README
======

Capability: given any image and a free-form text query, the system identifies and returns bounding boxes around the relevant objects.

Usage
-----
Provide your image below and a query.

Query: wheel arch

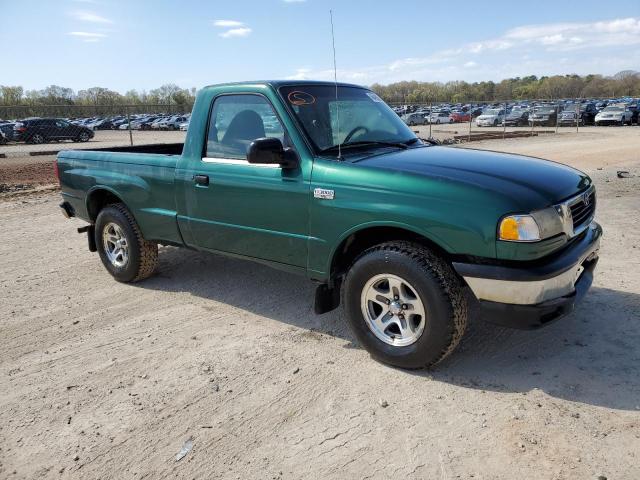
[327,224,453,282]
[86,187,126,222]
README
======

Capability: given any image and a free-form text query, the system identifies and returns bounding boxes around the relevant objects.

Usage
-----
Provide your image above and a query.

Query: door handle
[194,174,209,186]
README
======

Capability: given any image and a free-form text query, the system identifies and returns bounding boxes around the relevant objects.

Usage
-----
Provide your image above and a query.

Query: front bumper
[453,222,601,329]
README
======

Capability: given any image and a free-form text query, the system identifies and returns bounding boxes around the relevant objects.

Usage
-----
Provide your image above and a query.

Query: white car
[476,109,505,127]
[426,112,451,124]
[163,116,189,130]
[179,122,189,131]
[150,117,170,130]
[595,106,633,126]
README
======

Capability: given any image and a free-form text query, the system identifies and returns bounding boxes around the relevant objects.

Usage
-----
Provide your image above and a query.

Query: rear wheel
[343,242,468,369]
[30,133,46,144]
[95,203,158,282]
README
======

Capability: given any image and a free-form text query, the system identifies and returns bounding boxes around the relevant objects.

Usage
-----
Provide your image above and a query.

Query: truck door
[180,93,310,268]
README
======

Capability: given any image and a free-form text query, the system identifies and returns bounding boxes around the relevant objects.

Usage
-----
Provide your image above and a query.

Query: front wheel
[343,242,468,369]
[77,131,91,142]
[95,203,158,282]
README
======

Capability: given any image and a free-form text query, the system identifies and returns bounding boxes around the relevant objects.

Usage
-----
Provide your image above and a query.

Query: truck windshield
[278,85,417,155]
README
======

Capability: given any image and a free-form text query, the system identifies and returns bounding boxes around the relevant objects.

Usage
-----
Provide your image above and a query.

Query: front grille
[569,190,596,230]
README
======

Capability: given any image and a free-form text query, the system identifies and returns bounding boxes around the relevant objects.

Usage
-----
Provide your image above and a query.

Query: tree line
[1,72,639,110]
[370,72,640,104]
[0,84,196,108]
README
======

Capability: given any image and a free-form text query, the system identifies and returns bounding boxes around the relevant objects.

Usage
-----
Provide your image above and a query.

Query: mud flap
[314,281,341,314]
[78,225,97,252]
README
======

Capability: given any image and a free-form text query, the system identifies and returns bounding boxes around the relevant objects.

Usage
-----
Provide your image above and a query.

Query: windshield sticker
[288,91,316,106]
[366,92,383,103]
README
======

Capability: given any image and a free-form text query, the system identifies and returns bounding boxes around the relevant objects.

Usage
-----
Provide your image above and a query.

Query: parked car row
[0,118,94,144]
[115,115,191,131]
[395,97,640,128]
[71,113,191,131]
[0,113,191,145]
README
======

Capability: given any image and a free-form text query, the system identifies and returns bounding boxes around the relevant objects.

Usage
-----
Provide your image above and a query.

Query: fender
[322,220,456,279]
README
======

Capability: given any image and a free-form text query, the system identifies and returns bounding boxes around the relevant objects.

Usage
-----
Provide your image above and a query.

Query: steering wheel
[343,126,369,143]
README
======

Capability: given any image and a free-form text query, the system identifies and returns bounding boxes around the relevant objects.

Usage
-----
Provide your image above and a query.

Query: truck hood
[354,146,591,210]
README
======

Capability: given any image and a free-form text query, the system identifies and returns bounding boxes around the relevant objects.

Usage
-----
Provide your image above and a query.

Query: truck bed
[83,142,184,156]
[57,144,183,245]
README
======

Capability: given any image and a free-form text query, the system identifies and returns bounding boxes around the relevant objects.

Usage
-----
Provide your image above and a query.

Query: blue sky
[1,0,639,93]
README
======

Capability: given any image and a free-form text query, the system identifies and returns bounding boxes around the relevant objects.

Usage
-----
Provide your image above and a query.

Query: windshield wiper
[319,140,410,155]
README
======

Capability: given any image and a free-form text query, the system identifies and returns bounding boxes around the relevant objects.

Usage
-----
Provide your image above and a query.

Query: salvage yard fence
[0,97,637,159]
[388,96,638,143]
[0,104,188,159]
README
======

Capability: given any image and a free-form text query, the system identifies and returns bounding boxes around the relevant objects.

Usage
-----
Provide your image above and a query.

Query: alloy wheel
[361,274,427,347]
[102,222,129,268]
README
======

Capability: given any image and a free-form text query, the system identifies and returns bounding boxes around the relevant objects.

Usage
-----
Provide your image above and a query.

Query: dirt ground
[1,129,639,479]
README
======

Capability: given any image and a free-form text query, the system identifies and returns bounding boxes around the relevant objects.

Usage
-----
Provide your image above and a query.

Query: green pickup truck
[57,81,601,368]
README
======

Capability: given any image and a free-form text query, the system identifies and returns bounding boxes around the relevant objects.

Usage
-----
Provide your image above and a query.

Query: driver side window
[206,94,285,159]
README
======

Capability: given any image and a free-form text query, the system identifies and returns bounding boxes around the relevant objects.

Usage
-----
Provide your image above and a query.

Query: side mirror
[247,137,298,169]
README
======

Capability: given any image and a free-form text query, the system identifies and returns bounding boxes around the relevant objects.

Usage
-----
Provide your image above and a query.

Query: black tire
[343,241,468,369]
[30,133,46,144]
[95,203,158,283]
[77,131,90,142]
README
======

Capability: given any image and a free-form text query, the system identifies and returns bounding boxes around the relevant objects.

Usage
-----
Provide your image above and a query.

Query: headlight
[498,215,540,242]
[498,206,566,242]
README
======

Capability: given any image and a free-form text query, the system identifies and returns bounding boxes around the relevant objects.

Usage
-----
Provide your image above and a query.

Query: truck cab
[57,81,601,369]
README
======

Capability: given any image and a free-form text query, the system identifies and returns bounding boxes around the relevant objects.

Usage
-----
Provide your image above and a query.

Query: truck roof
[201,80,365,90]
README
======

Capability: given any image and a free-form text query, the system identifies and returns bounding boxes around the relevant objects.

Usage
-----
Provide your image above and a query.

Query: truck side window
[206,94,285,159]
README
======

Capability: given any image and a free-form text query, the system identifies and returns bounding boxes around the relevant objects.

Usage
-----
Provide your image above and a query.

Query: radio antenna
[330,9,341,160]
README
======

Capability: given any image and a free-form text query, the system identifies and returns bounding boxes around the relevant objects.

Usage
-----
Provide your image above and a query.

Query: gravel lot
[1,129,639,479]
